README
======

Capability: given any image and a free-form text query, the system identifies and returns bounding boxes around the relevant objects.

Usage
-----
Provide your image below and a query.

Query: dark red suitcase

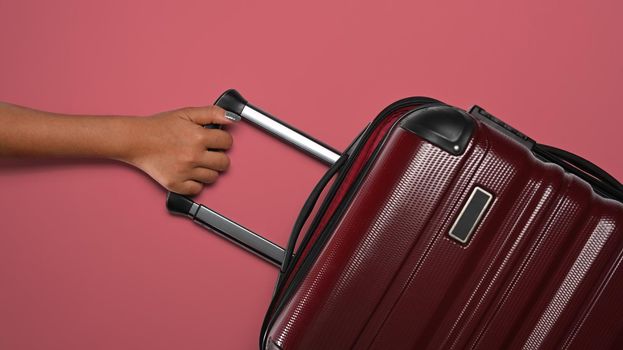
[167,90,623,349]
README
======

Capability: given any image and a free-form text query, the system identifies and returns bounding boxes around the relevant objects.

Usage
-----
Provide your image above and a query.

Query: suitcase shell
[262,102,623,349]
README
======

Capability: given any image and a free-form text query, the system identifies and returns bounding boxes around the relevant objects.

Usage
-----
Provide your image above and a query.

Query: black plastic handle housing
[214,89,248,115]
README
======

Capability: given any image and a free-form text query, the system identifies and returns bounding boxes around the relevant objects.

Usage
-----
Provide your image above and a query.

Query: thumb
[184,106,240,126]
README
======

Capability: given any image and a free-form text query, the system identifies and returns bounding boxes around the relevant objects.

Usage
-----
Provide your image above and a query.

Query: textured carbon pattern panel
[266,114,623,349]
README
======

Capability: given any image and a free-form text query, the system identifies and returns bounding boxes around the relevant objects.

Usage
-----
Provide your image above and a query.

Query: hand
[125,106,235,195]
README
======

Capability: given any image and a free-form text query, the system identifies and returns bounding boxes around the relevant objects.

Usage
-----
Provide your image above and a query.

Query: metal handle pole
[167,193,285,267]
[216,89,341,165]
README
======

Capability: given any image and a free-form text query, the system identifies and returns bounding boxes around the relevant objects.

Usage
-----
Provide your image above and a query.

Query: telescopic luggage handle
[216,89,340,165]
[166,90,341,267]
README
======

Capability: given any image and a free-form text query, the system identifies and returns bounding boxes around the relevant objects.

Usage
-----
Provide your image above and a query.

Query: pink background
[1,0,622,349]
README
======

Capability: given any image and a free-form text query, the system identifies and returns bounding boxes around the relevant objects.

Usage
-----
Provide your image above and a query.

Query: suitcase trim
[400,105,475,155]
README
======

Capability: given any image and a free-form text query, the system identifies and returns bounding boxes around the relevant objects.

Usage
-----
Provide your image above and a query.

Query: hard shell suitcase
[167,90,623,349]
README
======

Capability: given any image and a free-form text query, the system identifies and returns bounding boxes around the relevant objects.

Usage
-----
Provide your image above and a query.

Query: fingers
[175,180,203,196]
[186,152,228,190]
[168,166,221,196]
[190,167,219,184]
[183,105,239,126]
[201,129,233,150]
[164,157,226,196]
[195,151,230,171]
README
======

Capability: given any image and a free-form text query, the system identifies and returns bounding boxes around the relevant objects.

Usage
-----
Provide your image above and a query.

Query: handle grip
[215,89,341,165]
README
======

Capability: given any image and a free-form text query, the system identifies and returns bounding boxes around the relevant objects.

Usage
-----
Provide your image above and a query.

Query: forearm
[0,102,233,195]
[0,102,141,162]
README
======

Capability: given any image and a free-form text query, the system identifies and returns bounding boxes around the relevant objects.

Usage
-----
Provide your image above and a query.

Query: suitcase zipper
[260,96,443,349]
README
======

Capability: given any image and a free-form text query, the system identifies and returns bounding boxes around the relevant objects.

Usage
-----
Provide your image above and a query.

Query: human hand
[0,102,238,196]
[124,106,238,195]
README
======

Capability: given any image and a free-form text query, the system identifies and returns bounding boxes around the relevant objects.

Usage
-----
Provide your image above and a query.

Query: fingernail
[225,111,241,122]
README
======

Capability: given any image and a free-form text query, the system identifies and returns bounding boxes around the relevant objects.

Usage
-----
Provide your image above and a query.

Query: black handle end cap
[214,89,247,115]
[166,192,195,216]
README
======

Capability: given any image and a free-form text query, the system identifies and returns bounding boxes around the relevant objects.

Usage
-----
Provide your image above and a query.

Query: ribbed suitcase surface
[265,106,623,349]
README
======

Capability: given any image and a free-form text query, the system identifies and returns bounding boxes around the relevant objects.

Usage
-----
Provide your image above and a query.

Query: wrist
[112,116,149,165]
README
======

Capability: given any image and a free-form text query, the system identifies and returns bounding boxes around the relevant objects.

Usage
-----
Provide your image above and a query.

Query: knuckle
[181,153,195,166]
[194,130,207,144]
[174,161,188,174]
[219,154,231,171]
[164,181,175,191]
[178,107,196,119]
[164,179,179,192]
[186,184,202,196]
[189,150,204,164]
[206,152,229,171]
[220,131,233,149]
[206,170,219,183]
[208,105,224,115]
[188,156,200,167]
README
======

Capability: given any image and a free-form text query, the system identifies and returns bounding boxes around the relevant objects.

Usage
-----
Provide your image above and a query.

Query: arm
[0,102,237,195]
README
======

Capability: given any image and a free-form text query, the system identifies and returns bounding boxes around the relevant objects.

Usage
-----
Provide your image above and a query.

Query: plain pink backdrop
[1,0,622,349]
